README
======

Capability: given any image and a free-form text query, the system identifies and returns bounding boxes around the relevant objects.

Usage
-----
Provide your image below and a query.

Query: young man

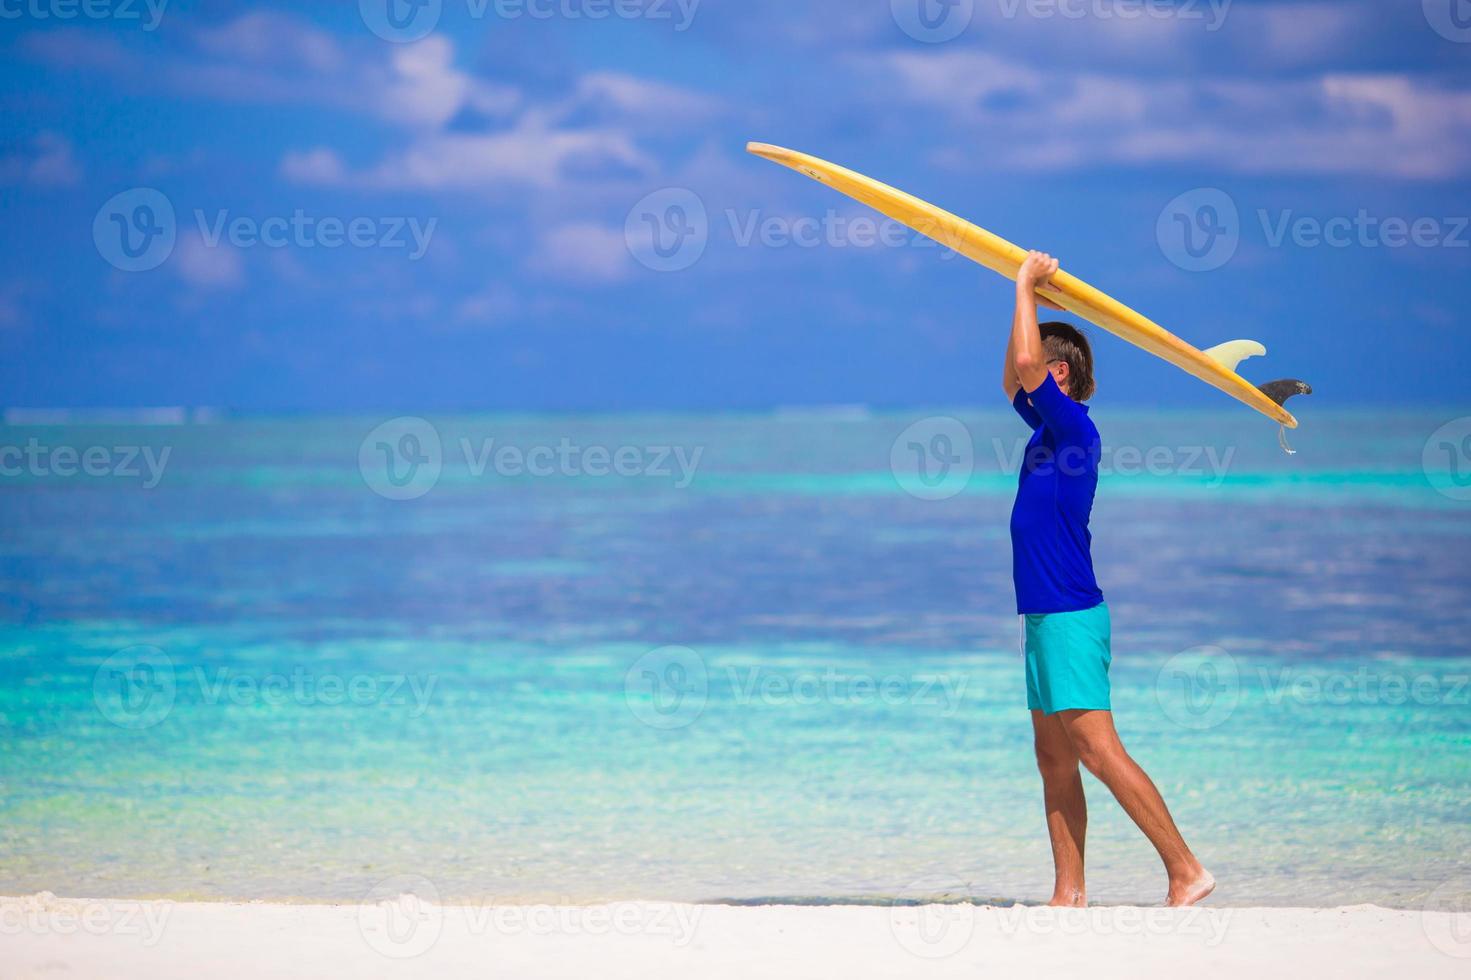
[1005,250,1214,908]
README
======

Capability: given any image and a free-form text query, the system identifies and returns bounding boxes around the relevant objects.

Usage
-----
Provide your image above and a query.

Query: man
[1005,250,1214,908]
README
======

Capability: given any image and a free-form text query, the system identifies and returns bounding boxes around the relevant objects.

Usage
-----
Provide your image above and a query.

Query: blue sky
[1,0,1468,412]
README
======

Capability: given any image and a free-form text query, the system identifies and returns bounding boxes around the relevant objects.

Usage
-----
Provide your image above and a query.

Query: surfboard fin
[1203,340,1266,374]
[1256,379,1313,407]
[1255,380,1313,456]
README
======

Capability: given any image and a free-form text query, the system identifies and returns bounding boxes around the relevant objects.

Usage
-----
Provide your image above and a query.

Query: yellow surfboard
[747,142,1309,429]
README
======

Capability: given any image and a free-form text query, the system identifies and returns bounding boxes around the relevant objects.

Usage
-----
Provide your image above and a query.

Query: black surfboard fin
[1257,379,1313,407]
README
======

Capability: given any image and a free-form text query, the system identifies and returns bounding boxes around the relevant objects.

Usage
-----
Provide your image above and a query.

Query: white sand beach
[3,894,1468,979]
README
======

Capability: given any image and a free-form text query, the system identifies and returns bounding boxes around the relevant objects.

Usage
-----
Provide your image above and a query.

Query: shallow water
[1,410,1468,907]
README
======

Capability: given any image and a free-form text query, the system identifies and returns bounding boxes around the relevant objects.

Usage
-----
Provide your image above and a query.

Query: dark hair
[1040,321,1095,402]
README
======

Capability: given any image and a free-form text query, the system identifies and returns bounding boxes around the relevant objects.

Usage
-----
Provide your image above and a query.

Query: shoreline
[4,894,1468,979]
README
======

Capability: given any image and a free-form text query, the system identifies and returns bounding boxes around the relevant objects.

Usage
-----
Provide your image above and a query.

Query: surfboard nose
[746,142,792,164]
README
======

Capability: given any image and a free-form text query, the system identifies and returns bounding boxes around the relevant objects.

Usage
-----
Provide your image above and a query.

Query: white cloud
[380,35,519,129]
[454,283,521,326]
[193,11,346,73]
[1255,3,1367,63]
[280,147,346,184]
[0,132,81,187]
[0,281,29,328]
[289,122,655,192]
[21,16,517,130]
[875,51,1471,179]
[528,223,631,284]
[173,233,245,290]
[567,72,720,123]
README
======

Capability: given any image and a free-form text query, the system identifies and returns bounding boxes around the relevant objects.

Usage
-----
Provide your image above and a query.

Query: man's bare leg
[1058,709,1215,907]
[1031,710,1088,907]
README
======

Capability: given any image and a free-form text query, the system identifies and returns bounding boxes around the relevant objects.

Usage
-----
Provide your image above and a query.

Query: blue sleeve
[1012,386,1043,431]
[1024,373,1091,446]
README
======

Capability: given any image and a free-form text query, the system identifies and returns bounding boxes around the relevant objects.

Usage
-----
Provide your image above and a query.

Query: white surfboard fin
[1203,340,1266,374]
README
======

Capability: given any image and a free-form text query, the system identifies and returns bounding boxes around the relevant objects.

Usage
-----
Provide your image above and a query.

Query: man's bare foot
[1166,870,1215,907]
[1048,886,1086,908]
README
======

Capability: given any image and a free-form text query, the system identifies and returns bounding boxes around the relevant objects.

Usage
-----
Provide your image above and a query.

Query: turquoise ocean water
[1,409,1468,908]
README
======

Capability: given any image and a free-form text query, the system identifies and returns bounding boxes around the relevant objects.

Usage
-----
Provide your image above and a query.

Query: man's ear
[1053,360,1071,391]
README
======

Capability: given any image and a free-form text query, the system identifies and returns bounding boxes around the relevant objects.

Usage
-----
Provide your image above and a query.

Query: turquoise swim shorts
[1023,603,1112,715]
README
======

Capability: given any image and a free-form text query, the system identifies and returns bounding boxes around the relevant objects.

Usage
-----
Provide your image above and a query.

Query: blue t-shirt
[1009,374,1105,615]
